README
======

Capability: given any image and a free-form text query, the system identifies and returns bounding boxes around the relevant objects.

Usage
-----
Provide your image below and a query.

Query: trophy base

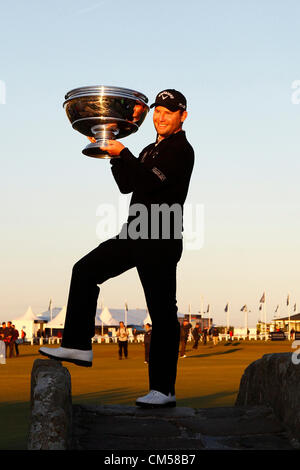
[82,143,119,159]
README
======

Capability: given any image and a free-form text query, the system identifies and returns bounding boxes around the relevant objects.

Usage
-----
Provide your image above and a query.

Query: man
[12,325,19,357]
[212,326,219,346]
[179,319,192,358]
[0,322,6,341]
[144,323,152,364]
[0,322,6,364]
[4,321,14,358]
[39,88,194,408]
[116,321,129,359]
[202,327,208,345]
[192,323,201,349]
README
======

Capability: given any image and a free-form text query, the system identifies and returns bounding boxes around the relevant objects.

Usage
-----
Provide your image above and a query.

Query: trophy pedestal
[82,124,119,159]
[82,142,119,159]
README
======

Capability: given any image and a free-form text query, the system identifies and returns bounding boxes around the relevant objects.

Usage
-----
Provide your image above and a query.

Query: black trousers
[118,340,128,358]
[61,234,183,396]
[145,343,150,363]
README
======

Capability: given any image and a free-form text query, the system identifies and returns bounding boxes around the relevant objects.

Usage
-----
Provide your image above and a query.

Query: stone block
[235,352,300,445]
[28,359,72,450]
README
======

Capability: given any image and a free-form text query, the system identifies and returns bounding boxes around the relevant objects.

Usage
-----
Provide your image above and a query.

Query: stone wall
[235,352,300,446]
[28,359,72,450]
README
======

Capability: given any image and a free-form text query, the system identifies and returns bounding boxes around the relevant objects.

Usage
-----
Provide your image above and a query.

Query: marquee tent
[46,306,67,329]
[95,306,119,326]
[95,307,148,326]
[143,311,151,325]
[37,307,61,322]
[12,306,40,339]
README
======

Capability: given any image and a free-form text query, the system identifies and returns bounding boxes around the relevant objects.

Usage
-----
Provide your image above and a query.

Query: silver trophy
[63,85,149,158]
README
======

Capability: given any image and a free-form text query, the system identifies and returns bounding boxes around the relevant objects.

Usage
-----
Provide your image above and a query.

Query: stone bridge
[27,353,300,450]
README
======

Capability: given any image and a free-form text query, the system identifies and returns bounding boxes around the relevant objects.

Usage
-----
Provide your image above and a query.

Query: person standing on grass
[192,323,201,349]
[4,321,14,358]
[39,88,194,408]
[12,325,19,357]
[144,323,152,364]
[202,327,208,345]
[180,319,192,358]
[212,326,219,346]
[116,321,129,359]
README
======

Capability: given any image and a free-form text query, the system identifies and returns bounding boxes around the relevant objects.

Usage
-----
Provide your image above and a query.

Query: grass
[0,339,294,449]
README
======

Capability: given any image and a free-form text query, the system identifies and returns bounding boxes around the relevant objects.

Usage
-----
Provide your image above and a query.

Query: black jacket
[110,130,194,239]
[144,329,152,344]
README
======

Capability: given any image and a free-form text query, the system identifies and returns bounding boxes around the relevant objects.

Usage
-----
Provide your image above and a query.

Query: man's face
[153,106,187,139]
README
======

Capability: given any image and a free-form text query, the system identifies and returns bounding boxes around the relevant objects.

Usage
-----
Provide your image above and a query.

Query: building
[271,313,300,332]
[183,313,213,330]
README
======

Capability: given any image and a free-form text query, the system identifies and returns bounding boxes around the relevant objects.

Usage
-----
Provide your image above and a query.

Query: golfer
[40,89,194,408]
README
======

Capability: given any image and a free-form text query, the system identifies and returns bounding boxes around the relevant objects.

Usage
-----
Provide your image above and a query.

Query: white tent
[12,306,40,339]
[143,311,152,325]
[37,307,61,322]
[95,306,119,326]
[100,308,148,326]
[96,307,184,327]
[46,306,66,329]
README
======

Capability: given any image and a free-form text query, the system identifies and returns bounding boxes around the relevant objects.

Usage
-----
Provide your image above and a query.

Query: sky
[1,0,300,328]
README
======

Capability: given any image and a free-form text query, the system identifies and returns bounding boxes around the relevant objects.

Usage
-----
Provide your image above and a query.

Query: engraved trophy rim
[63,85,149,106]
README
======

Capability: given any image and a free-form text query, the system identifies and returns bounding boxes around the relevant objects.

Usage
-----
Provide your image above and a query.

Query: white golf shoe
[39,346,93,367]
[136,390,176,408]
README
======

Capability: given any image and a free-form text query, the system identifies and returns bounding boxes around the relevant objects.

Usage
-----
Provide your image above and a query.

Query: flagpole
[125,301,128,327]
[200,295,204,330]
[225,303,229,339]
[226,303,229,332]
[264,292,267,341]
[288,293,291,340]
[49,299,53,338]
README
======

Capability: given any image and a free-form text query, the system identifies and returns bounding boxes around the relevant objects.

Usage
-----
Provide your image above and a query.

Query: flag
[224,303,228,312]
[294,303,297,312]
[287,294,290,306]
[48,299,52,311]
[275,305,279,313]
[125,302,128,311]
[240,305,247,312]
[206,304,210,313]
[259,304,262,311]
[260,292,265,303]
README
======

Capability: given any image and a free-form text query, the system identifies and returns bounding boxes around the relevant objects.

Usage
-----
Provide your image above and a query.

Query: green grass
[0,339,294,449]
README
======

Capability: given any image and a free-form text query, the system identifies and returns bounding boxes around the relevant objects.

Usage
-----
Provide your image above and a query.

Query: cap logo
[159,91,174,100]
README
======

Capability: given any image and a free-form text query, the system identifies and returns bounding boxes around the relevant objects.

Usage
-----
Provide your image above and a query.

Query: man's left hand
[100,140,125,156]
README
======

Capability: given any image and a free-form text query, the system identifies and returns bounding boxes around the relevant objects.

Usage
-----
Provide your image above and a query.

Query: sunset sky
[1,0,300,328]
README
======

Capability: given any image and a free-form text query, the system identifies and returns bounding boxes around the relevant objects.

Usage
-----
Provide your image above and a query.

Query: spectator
[144,323,152,364]
[212,326,219,346]
[290,328,295,340]
[21,329,26,343]
[202,327,208,345]
[116,321,129,359]
[192,323,201,349]
[4,321,14,358]
[12,325,19,357]
[133,328,138,343]
[0,322,6,340]
[179,319,191,358]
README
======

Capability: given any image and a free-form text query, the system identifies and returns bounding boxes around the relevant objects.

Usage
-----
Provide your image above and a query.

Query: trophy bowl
[63,86,149,158]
